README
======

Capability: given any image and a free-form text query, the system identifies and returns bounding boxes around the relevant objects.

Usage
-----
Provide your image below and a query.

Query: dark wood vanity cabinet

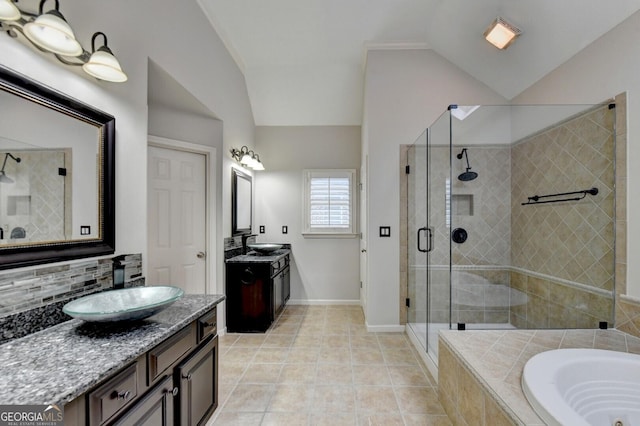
[175,335,218,425]
[68,306,219,426]
[226,253,290,332]
[112,376,174,426]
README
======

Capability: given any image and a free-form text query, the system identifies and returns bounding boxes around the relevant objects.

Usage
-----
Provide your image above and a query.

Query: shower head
[0,153,21,184]
[456,148,478,181]
[458,170,478,181]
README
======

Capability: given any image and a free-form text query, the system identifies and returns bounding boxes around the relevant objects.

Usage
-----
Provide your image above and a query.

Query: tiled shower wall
[405,144,512,324]
[0,150,70,243]
[510,103,616,328]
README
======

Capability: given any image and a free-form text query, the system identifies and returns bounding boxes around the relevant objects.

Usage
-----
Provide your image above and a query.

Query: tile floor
[208,305,452,425]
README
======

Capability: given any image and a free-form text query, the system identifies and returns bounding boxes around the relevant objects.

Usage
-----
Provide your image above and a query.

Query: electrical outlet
[80,226,91,235]
[379,226,391,237]
[282,226,288,234]
[259,225,265,234]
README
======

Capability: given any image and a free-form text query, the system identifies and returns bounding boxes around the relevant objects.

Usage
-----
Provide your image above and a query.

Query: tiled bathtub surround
[0,254,143,343]
[438,329,640,425]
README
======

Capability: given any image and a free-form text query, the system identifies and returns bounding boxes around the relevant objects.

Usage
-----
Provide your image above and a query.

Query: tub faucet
[242,234,257,254]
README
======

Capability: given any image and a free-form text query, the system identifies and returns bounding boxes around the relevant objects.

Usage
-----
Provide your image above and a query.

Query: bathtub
[522,349,640,426]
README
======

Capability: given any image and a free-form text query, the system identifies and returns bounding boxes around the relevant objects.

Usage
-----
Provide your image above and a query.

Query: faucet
[241,234,257,254]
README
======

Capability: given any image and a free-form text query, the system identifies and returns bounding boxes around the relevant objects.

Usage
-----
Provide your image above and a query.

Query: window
[303,169,356,237]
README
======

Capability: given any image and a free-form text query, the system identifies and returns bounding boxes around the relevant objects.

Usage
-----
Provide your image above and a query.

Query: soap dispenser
[112,255,126,289]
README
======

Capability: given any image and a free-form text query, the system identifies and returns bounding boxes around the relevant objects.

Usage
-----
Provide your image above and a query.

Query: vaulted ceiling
[198,0,640,126]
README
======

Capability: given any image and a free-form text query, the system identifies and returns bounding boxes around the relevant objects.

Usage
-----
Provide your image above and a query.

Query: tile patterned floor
[208,305,452,426]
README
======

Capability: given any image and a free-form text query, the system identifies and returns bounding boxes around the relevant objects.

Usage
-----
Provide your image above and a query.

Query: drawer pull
[182,373,192,381]
[116,390,132,400]
[202,321,215,328]
[165,387,179,397]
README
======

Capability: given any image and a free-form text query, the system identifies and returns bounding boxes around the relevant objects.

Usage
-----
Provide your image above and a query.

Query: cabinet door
[176,335,218,426]
[282,266,290,306]
[112,376,174,426]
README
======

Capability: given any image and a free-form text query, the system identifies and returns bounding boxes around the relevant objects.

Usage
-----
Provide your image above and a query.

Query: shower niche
[451,194,473,216]
[404,101,621,365]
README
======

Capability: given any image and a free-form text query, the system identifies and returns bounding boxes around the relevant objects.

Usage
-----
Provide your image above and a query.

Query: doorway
[147,136,217,294]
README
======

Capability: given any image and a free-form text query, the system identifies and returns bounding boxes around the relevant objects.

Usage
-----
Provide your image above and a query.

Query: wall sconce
[0,0,128,82]
[230,146,265,171]
[484,17,521,50]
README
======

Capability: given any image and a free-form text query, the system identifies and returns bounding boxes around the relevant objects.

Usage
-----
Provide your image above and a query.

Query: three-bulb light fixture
[230,146,265,171]
[0,0,127,82]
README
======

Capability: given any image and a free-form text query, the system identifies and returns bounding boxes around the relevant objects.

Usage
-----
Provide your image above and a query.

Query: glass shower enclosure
[406,103,617,366]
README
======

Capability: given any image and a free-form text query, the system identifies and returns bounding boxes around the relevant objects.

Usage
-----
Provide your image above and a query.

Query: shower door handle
[417,227,428,253]
[426,227,433,252]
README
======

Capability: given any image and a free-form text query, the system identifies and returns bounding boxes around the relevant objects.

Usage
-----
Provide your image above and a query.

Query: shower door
[406,129,431,351]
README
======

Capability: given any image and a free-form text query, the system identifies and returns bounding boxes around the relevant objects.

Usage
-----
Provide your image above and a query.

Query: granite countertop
[226,249,290,263]
[0,294,225,406]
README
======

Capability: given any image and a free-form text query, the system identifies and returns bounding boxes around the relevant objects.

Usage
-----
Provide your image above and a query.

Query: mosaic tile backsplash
[0,254,143,343]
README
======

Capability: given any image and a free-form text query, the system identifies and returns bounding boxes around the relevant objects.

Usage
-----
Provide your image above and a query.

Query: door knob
[197,251,206,259]
[361,249,367,253]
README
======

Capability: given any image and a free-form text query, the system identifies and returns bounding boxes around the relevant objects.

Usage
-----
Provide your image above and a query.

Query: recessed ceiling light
[484,17,521,50]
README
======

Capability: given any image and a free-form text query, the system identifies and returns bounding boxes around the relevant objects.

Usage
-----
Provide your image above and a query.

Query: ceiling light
[0,0,20,21]
[0,0,127,82]
[484,17,521,50]
[82,32,127,82]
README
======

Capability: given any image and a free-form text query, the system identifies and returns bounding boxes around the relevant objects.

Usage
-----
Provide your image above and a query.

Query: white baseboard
[365,322,405,333]
[288,299,361,306]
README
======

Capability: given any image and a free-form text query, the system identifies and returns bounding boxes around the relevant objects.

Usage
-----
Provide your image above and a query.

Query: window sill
[302,233,359,239]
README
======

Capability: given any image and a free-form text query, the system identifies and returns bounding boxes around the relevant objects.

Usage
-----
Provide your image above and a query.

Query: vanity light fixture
[230,146,265,171]
[0,0,128,82]
[0,0,20,21]
[484,17,521,50]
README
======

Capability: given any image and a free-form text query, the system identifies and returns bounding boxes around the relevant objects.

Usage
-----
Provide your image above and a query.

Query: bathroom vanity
[225,249,290,332]
[0,294,224,425]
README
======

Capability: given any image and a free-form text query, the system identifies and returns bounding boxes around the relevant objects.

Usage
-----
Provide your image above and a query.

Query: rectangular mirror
[0,66,115,269]
[232,168,252,235]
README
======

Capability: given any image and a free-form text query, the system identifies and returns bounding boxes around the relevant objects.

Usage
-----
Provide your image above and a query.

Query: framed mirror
[0,66,115,270]
[231,168,252,235]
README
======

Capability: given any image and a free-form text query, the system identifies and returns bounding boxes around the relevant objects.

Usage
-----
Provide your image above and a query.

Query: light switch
[379,226,391,237]
[282,226,288,234]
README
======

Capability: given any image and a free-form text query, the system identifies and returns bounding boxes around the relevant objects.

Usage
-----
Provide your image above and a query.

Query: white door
[148,146,207,294]
[360,155,368,309]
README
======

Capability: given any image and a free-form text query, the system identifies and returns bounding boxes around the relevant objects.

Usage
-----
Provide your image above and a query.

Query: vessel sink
[62,286,184,322]
[247,243,283,254]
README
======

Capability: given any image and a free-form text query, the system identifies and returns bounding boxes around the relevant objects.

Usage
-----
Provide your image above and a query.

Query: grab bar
[521,187,598,206]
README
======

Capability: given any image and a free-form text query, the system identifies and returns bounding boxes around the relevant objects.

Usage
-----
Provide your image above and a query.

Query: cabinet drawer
[89,363,138,425]
[197,308,217,343]
[148,325,196,384]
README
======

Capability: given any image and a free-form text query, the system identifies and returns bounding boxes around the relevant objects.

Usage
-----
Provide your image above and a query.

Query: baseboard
[288,299,361,306]
[365,322,405,333]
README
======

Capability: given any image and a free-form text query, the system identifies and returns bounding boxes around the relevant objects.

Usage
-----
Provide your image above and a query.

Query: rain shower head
[456,148,478,181]
[0,153,21,184]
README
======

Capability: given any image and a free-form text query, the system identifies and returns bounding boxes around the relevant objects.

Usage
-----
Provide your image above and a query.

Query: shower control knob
[452,228,468,244]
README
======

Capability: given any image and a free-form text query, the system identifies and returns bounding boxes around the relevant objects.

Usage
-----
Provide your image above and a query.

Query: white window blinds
[303,169,356,236]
